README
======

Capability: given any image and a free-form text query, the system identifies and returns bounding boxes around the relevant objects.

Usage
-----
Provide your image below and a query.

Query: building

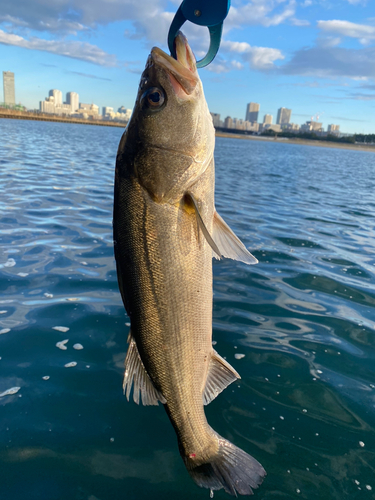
[262,123,281,133]
[281,123,300,132]
[233,118,244,130]
[245,102,260,123]
[118,106,133,121]
[54,103,72,115]
[263,114,272,125]
[224,116,233,129]
[40,97,56,114]
[310,121,323,132]
[210,112,222,128]
[102,106,114,117]
[3,71,15,105]
[66,92,79,112]
[276,107,292,125]
[49,89,62,106]
[300,121,323,132]
[244,121,259,132]
[77,103,99,118]
[328,124,340,134]
[40,89,72,115]
[40,89,81,115]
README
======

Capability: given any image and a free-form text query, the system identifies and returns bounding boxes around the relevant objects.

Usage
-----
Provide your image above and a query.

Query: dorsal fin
[203,350,241,405]
[123,331,166,406]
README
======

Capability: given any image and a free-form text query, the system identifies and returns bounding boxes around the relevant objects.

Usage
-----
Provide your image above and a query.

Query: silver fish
[113,32,266,496]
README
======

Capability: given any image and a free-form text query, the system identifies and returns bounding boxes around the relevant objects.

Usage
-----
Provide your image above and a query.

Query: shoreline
[0,109,125,128]
[215,131,375,153]
[1,111,375,152]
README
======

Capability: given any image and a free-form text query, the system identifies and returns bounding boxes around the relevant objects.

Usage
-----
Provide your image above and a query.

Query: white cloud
[0,0,308,76]
[205,59,244,74]
[290,18,310,27]
[221,40,285,70]
[0,0,305,38]
[0,29,117,66]
[317,20,375,44]
[127,10,175,45]
[0,0,165,34]
[226,0,297,29]
[317,35,342,48]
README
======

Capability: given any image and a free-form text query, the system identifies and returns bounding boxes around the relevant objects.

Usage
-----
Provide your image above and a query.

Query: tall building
[245,102,260,122]
[263,114,272,125]
[3,71,15,105]
[66,92,79,112]
[49,89,62,106]
[276,107,292,125]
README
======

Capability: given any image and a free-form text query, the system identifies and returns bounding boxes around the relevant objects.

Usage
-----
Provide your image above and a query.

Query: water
[1,119,375,499]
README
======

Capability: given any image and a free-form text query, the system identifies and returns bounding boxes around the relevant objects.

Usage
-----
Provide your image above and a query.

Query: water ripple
[1,121,375,499]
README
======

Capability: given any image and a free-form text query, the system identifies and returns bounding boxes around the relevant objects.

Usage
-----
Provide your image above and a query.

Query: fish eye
[142,87,165,111]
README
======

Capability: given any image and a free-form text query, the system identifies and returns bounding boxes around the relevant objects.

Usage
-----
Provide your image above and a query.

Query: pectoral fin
[184,192,221,258]
[184,192,258,265]
[203,350,241,405]
[212,211,258,265]
[123,331,166,406]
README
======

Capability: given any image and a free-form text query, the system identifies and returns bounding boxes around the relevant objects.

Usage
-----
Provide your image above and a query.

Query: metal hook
[168,0,231,68]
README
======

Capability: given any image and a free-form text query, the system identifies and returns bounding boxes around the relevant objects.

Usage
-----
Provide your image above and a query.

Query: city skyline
[38,85,132,121]
[0,74,346,135]
[0,2,374,134]
[2,73,342,133]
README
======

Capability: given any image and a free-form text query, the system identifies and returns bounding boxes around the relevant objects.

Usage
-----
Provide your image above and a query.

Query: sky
[1,0,375,134]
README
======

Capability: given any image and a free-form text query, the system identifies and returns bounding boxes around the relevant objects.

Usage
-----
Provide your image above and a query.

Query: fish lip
[151,33,198,96]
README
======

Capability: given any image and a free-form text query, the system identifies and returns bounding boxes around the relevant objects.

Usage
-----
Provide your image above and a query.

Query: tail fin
[185,433,266,496]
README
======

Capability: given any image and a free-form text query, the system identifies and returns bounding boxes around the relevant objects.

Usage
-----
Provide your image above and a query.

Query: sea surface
[1,119,375,500]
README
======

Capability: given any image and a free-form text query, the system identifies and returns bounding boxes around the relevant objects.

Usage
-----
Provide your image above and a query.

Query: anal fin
[203,350,241,405]
[123,331,166,406]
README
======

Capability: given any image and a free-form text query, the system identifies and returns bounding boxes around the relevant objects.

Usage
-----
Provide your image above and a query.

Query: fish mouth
[151,32,198,97]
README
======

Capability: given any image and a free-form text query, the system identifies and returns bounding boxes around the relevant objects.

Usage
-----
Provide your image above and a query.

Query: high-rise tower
[245,102,260,122]
[66,92,79,112]
[49,89,63,106]
[3,71,15,105]
[276,107,292,125]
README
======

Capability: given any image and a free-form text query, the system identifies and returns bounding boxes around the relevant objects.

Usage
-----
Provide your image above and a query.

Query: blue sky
[1,0,375,133]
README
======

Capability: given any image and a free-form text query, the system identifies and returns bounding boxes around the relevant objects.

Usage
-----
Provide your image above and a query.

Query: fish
[113,31,266,496]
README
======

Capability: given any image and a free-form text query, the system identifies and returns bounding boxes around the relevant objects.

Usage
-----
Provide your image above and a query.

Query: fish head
[124,32,215,203]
